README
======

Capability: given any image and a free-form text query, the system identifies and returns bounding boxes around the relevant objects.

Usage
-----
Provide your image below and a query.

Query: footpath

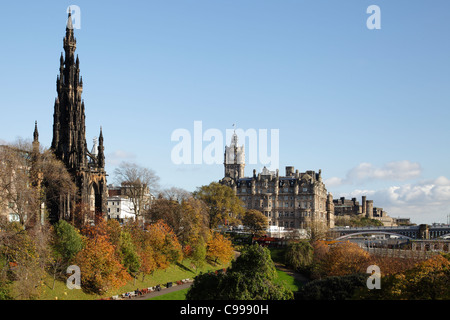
[132,282,193,300]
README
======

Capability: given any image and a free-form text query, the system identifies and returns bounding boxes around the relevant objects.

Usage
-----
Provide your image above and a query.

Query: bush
[186,244,293,300]
[296,273,367,300]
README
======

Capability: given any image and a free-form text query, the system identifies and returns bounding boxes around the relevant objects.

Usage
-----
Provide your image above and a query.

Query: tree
[306,217,329,242]
[0,142,41,227]
[145,197,210,249]
[396,254,450,300]
[320,242,371,277]
[37,147,77,224]
[49,220,84,289]
[145,198,182,236]
[160,187,192,203]
[123,220,157,281]
[51,220,84,262]
[206,232,234,265]
[179,197,210,247]
[356,254,450,300]
[74,234,131,294]
[114,162,160,218]
[296,273,367,300]
[284,241,314,272]
[0,139,76,228]
[193,182,244,229]
[189,236,207,273]
[242,209,268,237]
[186,244,293,300]
[0,221,43,299]
[119,231,141,274]
[146,220,183,270]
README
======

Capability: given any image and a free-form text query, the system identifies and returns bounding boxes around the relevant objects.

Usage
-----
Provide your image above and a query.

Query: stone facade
[220,132,335,231]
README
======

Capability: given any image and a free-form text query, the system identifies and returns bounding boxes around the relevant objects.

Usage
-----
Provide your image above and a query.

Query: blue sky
[0,1,449,224]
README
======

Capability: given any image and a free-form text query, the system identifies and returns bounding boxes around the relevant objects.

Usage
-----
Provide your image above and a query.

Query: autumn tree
[357,254,450,300]
[193,182,244,229]
[145,198,183,236]
[146,220,183,270]
[394,254,450,300]
[319,242,371,277]
[206,232,234,265]
[242,209,268,237]
[0,221,43,299]
[74,233,130,294]
[123,220,156,281]
[179,197,210,246]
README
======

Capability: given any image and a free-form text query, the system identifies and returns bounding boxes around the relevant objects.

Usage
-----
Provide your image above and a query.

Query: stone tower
[224,131,245,180]
[50,10,107,223]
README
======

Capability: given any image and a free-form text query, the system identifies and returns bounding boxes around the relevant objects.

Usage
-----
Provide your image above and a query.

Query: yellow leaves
[206,232,234,265]
[146,220,183,268]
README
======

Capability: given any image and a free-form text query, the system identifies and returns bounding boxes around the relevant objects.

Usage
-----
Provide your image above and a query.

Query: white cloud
[340,176,450,224]
[326,160,422,187]
[324,176,343,187]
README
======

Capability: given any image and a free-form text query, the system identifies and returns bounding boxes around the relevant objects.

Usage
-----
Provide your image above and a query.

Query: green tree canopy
[284,241,314,272]
[186,244,293,300]
[51,220,84,263]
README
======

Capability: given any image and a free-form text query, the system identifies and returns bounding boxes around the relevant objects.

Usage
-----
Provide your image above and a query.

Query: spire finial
[33,121,39,142]
[66,7,73,30]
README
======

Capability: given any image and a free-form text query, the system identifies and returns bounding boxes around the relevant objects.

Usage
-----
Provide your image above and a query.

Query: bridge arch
[335,231,413,240]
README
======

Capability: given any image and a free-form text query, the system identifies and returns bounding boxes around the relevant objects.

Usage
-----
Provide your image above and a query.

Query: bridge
[329,224,450,240]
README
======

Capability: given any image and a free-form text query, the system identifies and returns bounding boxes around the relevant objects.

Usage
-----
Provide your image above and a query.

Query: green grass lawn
[275,269,302,292]
[38,259,229,300]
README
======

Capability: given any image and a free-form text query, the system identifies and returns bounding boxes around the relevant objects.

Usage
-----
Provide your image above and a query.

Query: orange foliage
[146,220,183,270]
[206,232,234,265]
[320,242,371,277]
[74,234,131,294]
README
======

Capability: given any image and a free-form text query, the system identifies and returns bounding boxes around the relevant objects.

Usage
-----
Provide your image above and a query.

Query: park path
[273,262,310,286]
[130,282,193,300]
